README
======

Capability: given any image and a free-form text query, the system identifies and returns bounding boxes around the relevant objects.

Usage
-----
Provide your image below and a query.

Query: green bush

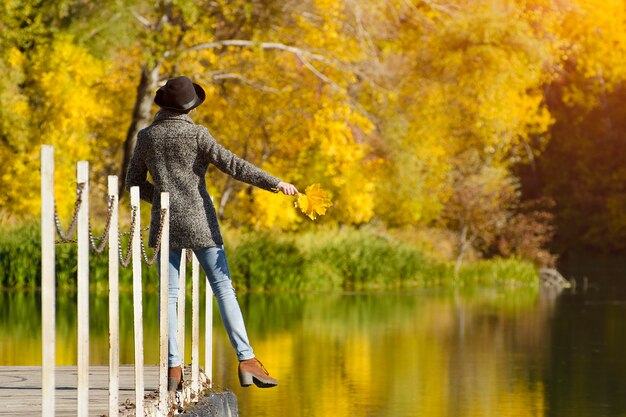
[228,233,304,291]
[226,228,536,291]
[0,222,40,289]
[300,229,446,290]
[0,221,159,291]
[0,221,538,292]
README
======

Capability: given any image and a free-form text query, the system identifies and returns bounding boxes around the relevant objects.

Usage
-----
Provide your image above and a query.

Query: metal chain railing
[53,183,169,268]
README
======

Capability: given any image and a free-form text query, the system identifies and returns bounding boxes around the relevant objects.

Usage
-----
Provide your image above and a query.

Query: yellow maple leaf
[294,183,333,220]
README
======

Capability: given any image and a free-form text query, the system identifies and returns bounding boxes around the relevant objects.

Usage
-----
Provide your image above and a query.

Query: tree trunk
[217,177,234,220]
[118,62,162,195]
[454,223,469,276]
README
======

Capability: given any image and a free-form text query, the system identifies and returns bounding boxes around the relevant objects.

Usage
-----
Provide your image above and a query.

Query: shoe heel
[238,370,253,387]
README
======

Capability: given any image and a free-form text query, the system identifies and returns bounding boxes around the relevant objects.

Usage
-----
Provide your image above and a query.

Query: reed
[226,228,538,292]
[455,258,539,288]
[0,222,538,292]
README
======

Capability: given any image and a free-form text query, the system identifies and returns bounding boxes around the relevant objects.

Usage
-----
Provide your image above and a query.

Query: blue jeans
[160,246,255,367]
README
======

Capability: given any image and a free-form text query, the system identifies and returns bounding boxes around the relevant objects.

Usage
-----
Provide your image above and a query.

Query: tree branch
[211,73,281,93]
[187,39,346,90]
[131,10,152,28]
[421,0,458,17]
[187,40,338,65]
[296,55,341,91]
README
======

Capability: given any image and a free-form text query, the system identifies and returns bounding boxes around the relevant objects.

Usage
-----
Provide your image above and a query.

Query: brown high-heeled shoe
[168,366,183,392]
[238,358,278,388]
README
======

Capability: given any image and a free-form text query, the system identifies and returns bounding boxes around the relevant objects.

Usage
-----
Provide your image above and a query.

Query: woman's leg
[193,246,254,361]
[158,247,183,368]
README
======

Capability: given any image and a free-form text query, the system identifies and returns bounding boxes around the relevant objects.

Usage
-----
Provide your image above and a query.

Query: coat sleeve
[197,126,281,192]
[125,137,155,203]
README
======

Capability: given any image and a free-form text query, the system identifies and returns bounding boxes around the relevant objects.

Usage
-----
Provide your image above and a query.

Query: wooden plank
[205,278,213,388]
[76,161,90,417]
[108,176,120,417]
[191,254,200,395]
[130,186,144,416]
[40,145,55,417]
[158,192,170,413]
[178,249,187,366]
[0,366,160,417]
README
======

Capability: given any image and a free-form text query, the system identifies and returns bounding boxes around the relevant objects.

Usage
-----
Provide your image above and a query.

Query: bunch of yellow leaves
[294,183,333,220]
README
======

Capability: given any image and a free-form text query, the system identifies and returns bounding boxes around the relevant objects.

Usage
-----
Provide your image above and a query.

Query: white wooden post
[177,249,187,367]
[205,280,213,388]
[108,176,120,417]
[76,161,90,417]
[159,193,170,413]
[130,186,144,417]
[41,146,55,417]
[191,254,200,395]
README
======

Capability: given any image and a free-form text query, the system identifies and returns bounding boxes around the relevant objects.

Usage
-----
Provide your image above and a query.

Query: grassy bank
[0,222,538,292]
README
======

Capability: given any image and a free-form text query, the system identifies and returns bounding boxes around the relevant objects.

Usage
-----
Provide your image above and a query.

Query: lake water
[2,276,626,416]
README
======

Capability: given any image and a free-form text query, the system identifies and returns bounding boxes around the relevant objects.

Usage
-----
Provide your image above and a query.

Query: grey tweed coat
[126,110,281,249]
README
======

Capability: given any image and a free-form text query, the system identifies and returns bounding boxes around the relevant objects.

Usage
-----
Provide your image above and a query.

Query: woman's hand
[276,181,299,196]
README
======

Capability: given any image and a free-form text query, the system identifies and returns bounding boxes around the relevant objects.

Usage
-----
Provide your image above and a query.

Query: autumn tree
[112,0,379,229]
[519,0,626,253]
[1,0,591,266]
[346,0,555,262]
[0,0,380,230]
[444,157,520,273]
[0,0,134,219]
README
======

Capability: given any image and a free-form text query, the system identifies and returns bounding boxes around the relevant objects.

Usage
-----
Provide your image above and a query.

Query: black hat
[154,76,206,112]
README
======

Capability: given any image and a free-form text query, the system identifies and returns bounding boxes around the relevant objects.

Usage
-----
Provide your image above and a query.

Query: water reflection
[226,289,553,417]
[2,287,626,416]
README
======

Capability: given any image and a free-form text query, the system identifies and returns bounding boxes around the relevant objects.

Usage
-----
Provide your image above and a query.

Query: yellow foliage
[174,4,377,230]
[1,35,111,219]
[248,187,302,230]
[543,0,626,109]
[1,0,622,243]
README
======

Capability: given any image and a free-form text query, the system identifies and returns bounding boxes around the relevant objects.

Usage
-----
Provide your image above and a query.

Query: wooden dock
[0,365,160,416]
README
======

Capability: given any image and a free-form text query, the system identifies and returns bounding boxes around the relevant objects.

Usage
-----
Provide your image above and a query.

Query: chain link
[140,208,168,266]
[88,195,115,254]
[118,205,138,268]
[120,226,150,237]
[54,183,85,242]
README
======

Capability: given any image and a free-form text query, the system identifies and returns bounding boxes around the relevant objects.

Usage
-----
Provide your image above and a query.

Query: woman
[126,76,298,391]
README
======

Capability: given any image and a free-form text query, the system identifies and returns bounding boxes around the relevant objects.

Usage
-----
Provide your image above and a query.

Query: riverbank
[0,223,539,292]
